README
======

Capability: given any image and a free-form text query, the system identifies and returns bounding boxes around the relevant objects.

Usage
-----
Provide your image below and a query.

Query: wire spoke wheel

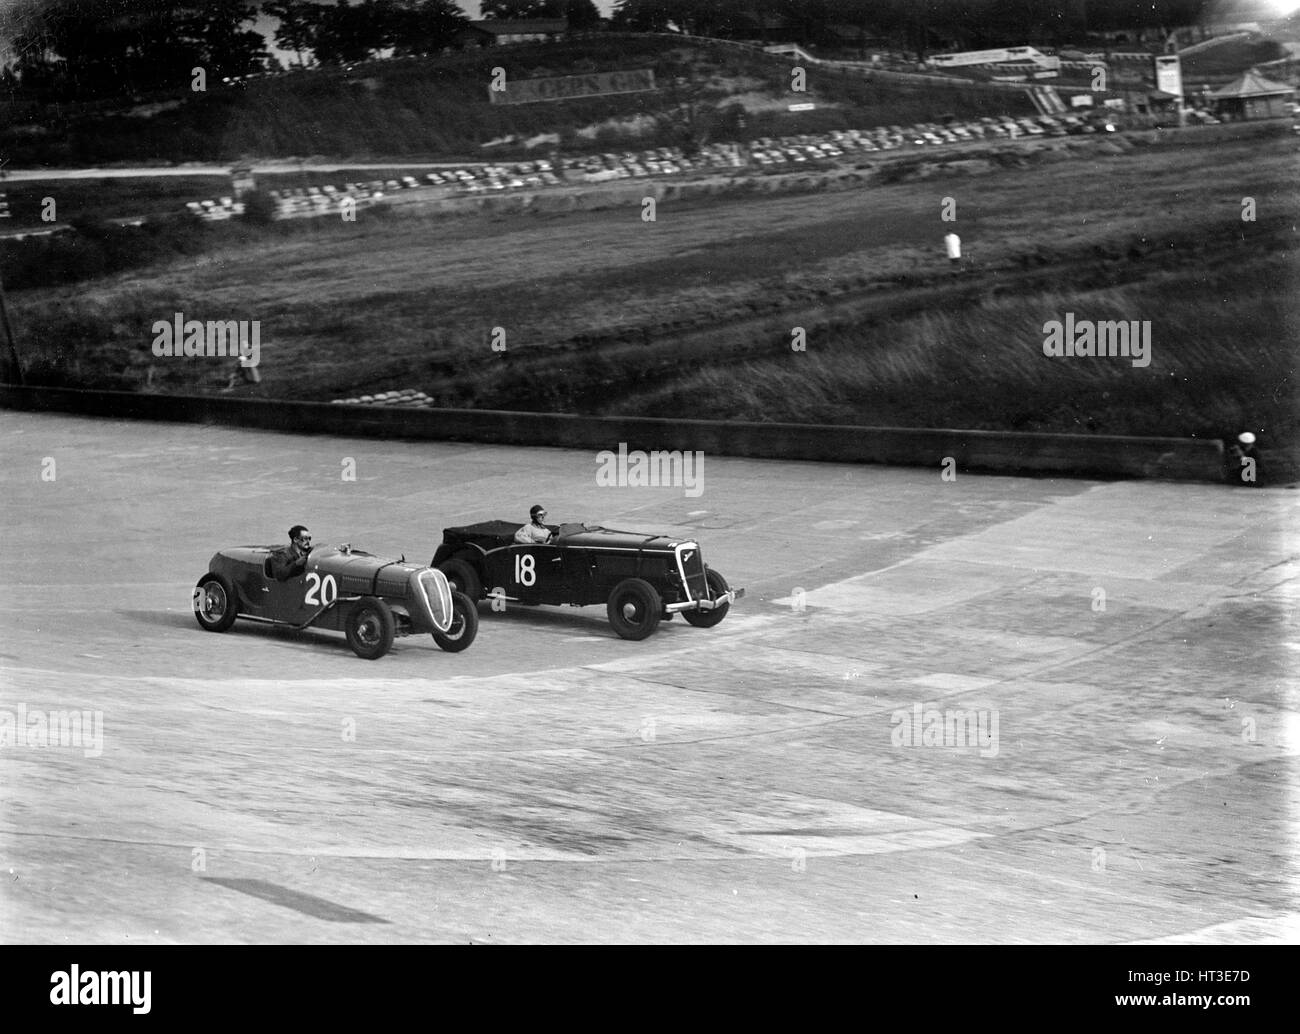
[193,573,238,632]
[434,591,478,653]
[345,598,395,659]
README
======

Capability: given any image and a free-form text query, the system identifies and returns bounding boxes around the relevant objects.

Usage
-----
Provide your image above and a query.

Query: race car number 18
[304,572,338,606]
[515,555,536,586]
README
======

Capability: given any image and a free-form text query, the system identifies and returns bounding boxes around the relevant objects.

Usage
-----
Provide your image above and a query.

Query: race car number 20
[304,572,338,606]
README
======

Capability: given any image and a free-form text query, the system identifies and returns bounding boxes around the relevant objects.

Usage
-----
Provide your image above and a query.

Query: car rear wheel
[193,573,238,632]
[607,578,662,640]
[433,591,479,653]
[438,558,482,601]
[683,568,731,628]
[346,597,395,659]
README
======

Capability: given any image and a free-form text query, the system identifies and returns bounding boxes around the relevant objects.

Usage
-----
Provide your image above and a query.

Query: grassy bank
[613,261,1296,438]
[7,128,1298,477]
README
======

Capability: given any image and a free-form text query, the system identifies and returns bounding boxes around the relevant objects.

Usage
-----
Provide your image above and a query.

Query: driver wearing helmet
[515,505,556,544]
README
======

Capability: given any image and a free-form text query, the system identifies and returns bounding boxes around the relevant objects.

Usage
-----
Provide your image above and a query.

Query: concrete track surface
[1,412,1296,944]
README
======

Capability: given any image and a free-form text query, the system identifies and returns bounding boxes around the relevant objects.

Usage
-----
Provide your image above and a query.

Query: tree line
[3,1,601,98]
[610,1,1219,52]
[3,0,1232,101]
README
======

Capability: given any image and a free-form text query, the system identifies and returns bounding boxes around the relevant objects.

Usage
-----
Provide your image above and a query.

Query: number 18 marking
[514,554,536,586]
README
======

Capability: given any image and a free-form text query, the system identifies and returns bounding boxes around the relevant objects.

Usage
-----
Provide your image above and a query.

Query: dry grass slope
[9,127,1298,476]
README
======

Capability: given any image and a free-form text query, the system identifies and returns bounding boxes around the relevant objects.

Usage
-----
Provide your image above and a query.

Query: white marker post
[944,231,962,268]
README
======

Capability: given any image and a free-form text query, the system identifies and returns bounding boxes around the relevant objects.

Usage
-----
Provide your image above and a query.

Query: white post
[944,232,962,267]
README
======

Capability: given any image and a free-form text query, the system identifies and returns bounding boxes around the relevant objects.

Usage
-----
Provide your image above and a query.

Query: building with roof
[458,19,568,48]
[1207,70,1294,119]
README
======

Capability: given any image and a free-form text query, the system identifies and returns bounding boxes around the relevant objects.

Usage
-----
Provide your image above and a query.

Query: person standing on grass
[1225,432,1262,486]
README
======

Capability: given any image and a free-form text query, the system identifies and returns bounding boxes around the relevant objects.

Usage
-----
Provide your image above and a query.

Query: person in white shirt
[515,504,555,544]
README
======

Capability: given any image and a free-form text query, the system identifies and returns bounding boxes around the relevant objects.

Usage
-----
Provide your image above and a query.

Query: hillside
[1179,36,1289,82]
[8,125,1295,478]
[4,35,1031,166]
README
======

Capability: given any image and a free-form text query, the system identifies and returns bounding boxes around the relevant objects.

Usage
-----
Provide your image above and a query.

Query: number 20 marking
[304,572,338,606]
[514,554,536,586]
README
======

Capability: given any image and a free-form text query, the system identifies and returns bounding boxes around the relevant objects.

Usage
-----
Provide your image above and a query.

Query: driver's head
[289,524,312,550]
[530,505,547,524]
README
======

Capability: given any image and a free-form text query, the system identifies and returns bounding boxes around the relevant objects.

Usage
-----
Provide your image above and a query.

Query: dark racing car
[431,520,742,640]
[194,543,478,659]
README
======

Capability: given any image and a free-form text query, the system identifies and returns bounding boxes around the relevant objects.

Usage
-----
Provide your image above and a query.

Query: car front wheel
[193,573,238,632]
[607,578,662,640]
[683,568,731,628]
[433,590,479,653]
[346,597,396,659]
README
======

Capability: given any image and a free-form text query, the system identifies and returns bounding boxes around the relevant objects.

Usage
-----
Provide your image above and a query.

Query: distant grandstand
[926,46,1061,72]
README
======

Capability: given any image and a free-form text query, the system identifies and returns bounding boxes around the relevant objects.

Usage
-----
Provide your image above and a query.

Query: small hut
[1208,70,1295,121]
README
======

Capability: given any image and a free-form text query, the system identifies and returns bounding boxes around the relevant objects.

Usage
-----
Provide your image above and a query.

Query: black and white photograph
[0,0,1295,995]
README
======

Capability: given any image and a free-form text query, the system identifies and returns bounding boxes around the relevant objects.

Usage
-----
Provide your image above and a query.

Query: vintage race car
[431,520,742,641]
[193,543,478,659]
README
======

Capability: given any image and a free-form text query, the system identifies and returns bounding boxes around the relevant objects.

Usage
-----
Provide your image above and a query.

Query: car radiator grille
[416,569,452,629]
[678,546,709,600]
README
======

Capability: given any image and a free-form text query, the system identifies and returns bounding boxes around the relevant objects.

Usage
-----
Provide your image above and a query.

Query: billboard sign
[1153,55,1183,99]
[489,68,655,105]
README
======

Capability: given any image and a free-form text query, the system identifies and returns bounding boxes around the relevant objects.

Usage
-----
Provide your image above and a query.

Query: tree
[666,0,756,38]
[653,61,732,152]
[10,0,144,95]
[613,0,770,36]
[387,0,470,56]
[7,0,266,97]
[564,0,603,31]
[776,0,833,44]
[825,0,886,54]
[264,0,324,67]
[312,0,389,64]
[183,1,268,79]
[611,0,681,33]
[480,0,565,18]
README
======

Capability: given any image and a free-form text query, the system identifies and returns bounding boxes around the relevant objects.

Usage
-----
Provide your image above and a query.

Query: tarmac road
[0,411,1296,943]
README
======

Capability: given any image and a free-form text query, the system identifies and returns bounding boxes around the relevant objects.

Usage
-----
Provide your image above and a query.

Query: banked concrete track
[0,412,1295,943]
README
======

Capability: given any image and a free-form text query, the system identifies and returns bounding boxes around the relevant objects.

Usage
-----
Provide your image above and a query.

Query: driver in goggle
[269,524,313,581]
[514,505,556,544]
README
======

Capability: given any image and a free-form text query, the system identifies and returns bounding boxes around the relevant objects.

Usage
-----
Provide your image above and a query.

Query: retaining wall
[0,385,1226,482]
